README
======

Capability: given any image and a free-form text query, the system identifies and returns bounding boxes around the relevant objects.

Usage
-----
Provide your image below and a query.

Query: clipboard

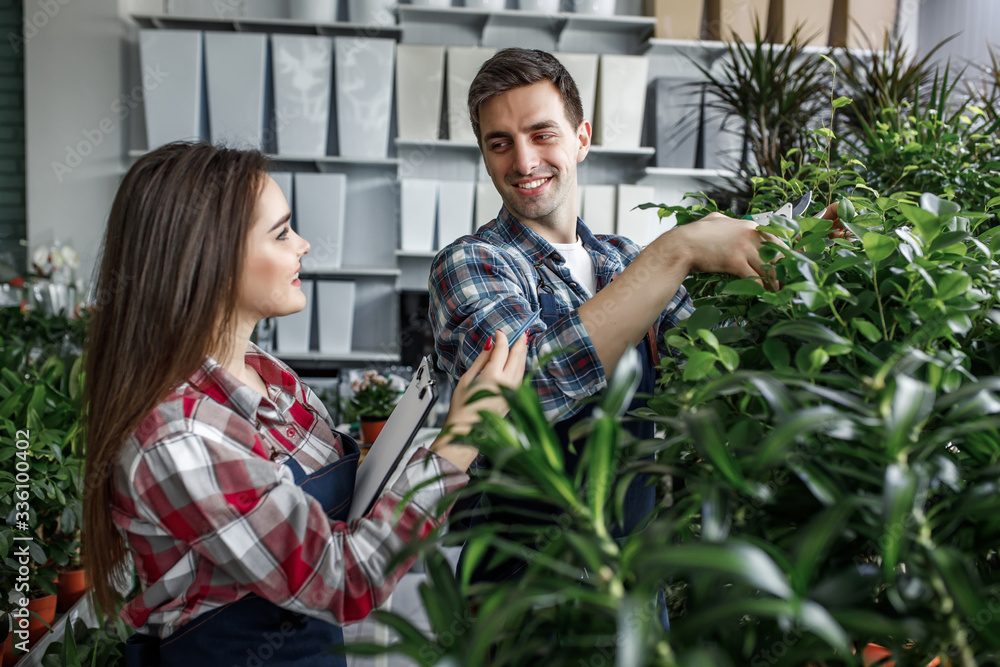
[348,356,439,520]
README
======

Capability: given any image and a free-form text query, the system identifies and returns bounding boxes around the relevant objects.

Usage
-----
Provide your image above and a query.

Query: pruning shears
[743,190,812,224]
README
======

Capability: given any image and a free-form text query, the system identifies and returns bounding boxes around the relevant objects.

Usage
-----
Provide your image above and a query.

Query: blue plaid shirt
[429,206,694,422]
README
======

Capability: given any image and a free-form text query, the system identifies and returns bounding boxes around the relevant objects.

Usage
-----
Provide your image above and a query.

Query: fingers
[482,328,511,377]
[820,203,839,221]
[456,333,497,390]
[502,329,529,386]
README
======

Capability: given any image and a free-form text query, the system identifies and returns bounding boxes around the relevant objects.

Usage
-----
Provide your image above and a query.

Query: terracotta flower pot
[3,595,57,663]
[863,643,942,667]
[1,622,10,667]
[27,594,57,648]
[56,568,88,613]
[360,417,388,445]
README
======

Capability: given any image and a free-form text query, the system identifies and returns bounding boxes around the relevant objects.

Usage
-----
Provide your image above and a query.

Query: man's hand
[662,212,776,281]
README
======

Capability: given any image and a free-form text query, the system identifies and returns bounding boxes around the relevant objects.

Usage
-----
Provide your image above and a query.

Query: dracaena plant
[341,351,855,666]
[694,23,832,180]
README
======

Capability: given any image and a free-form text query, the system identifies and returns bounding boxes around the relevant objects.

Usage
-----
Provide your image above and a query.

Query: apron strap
[126,632,161,667]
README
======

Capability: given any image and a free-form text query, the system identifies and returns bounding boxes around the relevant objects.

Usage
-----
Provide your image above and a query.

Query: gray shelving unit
[131,5,865,369]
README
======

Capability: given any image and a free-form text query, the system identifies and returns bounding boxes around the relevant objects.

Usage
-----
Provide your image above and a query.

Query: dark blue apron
[126,439,360,667]
[461,288,658,584]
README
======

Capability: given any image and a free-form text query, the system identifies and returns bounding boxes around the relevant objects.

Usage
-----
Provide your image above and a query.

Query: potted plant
[349,370,401,445]
[0,307,88,660]
[0,521,18,666]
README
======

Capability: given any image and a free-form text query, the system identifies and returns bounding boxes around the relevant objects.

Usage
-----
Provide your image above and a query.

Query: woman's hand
[430,329,529,470]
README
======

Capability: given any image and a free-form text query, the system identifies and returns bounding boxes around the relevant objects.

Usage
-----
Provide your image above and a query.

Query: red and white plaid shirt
[111,343,467,638]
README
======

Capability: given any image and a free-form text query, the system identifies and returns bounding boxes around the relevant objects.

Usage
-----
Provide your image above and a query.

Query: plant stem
[827,298,848,330]
[873,267,890,340]
[914,507,977,667]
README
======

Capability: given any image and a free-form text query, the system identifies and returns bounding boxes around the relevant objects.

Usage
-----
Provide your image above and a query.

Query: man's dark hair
[467,47,584,145]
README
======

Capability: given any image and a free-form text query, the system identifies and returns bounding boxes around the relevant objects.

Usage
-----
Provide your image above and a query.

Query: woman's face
[237,175,310,321]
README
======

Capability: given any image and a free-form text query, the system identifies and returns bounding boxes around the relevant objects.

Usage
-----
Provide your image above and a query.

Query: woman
[82,142,526,665]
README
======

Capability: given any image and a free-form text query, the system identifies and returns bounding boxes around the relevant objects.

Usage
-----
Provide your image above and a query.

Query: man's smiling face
[478,80,590,230]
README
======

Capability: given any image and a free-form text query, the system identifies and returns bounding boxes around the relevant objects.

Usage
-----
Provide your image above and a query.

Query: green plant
[834,35,954,144]
[41,616,132,667]
[645,190,1000,664]
[836,67,1000,208]
[695,24,832,180]
[0,308,87,601]
[342,185,1000,666]
[349,370,400,419]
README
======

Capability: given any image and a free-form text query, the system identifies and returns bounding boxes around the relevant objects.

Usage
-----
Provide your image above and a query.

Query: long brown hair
[83,142,268,614]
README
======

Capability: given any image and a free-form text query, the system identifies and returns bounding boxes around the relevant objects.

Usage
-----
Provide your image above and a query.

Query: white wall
[24,0,130,285]
[917,0,1000,68]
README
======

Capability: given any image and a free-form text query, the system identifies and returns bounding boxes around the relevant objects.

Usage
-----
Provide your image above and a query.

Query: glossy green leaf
[884,376,935,455]
[684,409,760,499]
[900,203,941,242]
[788,460,839,506]
[763,337,791,369]
[838,198,856,223]
[600,346,642,419]
[686,305,723,332]
[508,381,564,472]
[881,463,917,579]
[852,319,883,342]
[798,600,852,654]
[585,416,618,536]
[716,346,738,372]
[920,192,960,217]
[639,541,793,600]
[862,231,898,263]
[767,321,850,346]
[722,278,765,296]
[927,230,969,253]
[795,344,829,374]
[936,271,971,301]
[684,350,718,381]
[754,406,843,469]
[793,503,855,592]
[697,329,720,352]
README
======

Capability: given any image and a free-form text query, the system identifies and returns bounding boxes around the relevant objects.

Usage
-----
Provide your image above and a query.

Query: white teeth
[516,178,547,189]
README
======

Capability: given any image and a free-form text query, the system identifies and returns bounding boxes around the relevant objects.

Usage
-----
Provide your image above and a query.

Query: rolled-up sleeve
[124,413,466,631]
[429,242,606,422]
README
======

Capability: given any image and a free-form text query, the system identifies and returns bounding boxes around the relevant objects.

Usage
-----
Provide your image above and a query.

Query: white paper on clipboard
[348,356,439,520]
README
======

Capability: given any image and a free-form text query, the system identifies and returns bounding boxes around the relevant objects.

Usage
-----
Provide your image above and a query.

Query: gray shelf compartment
[276,351,402,373]
[643,37,880,70]
[397,5,654,54]
[394,139,654,157]
[127,150,399,171]
[131,13,403,38]
[301,268,402,279]
[641,166,737,180]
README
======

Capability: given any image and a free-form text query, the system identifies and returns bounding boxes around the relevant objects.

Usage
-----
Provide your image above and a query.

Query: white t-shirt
[551,236,597,298]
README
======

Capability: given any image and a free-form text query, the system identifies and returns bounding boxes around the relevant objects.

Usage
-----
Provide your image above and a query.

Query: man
[428,47,780,582]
